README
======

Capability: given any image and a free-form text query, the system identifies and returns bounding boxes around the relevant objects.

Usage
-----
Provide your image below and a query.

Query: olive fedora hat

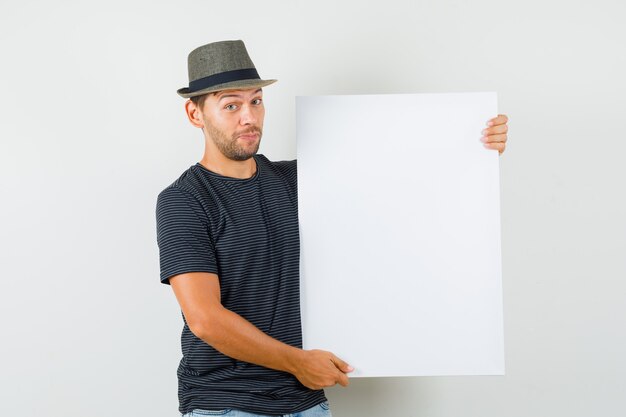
[177,40,276,98]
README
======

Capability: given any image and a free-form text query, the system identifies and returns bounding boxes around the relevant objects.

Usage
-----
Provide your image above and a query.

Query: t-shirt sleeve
[155,186,218,285]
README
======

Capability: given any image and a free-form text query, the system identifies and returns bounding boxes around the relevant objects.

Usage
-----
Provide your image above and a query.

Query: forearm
[169,272,349,389]
[192,305,303,375]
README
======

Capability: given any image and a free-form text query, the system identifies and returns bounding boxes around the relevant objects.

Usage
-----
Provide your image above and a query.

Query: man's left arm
[481,114,509,154]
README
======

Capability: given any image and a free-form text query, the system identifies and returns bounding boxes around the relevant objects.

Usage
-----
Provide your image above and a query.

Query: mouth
[238,133,258,140]
[237,130,261,141]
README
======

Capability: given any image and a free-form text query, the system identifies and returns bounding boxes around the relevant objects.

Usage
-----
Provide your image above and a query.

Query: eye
[225,104,238,111]
[252,98,263,105]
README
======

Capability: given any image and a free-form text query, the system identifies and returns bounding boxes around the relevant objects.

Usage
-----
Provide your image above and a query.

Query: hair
[190,93,209,110]
[189,91,221,110]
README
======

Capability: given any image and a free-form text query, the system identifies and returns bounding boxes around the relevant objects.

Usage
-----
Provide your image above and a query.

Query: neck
[199,150,257,179]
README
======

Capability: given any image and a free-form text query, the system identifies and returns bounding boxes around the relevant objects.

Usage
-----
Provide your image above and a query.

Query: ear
[185,99,205,129]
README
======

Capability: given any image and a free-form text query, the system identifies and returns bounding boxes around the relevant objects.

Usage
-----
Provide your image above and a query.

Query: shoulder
[156,166,207,218]
[256,154,297,178]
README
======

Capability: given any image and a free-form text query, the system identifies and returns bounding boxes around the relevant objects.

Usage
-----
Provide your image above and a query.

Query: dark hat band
[188,68,260,93]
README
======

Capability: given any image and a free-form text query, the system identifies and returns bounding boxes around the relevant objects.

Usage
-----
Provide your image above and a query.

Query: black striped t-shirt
[155,154,326,415]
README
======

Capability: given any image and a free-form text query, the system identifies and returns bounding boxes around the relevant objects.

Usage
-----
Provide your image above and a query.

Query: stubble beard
[205,122,263,162]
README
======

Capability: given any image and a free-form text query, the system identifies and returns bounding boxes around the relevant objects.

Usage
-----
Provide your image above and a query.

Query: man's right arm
[169,271,353,390]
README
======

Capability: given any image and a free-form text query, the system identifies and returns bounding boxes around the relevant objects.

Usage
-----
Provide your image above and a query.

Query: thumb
[331,355,354,373]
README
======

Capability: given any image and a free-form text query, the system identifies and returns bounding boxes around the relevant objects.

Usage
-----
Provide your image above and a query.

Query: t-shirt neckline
[194,155,260,183]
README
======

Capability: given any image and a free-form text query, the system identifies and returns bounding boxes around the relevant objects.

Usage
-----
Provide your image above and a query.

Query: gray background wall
[1,0,625,416]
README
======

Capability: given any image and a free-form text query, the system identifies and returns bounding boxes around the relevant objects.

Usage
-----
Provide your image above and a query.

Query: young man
[156,40,508,417]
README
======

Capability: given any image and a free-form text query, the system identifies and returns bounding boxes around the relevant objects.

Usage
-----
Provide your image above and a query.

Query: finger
[482,124,508,136]
[483,142,505,153]
[336,371,350,387]
[330,355,354,373]
[481,134,507,144]
[487,114,508,126]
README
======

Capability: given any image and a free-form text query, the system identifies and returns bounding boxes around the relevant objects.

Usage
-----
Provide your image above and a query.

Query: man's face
[198,88,265,161]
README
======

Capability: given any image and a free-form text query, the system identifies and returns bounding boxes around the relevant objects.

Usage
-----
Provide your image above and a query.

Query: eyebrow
[217,88,262,101]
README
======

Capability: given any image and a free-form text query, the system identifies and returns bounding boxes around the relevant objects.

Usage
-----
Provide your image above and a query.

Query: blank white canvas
[296,92,504,377]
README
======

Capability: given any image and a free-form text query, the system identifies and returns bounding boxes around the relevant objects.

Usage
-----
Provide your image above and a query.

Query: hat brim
[177,79,277,98]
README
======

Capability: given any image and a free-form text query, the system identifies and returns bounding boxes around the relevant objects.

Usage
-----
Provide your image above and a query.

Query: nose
[239,104,257,126]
